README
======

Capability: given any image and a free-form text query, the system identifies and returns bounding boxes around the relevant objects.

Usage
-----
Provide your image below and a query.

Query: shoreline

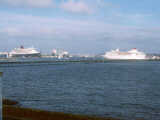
[0,59,160,65]
[3,99,120,120]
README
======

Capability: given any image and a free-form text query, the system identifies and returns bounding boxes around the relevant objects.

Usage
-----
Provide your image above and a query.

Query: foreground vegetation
[3,99,120,120]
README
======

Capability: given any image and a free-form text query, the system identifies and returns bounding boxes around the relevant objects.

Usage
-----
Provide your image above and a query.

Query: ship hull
[103,54,146,60]
[103,48,147,60]
[10,53,41,58]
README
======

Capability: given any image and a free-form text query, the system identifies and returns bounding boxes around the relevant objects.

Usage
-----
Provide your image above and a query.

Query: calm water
[1,59,160,120]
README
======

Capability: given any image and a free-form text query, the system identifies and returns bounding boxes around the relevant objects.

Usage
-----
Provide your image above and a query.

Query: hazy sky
[0,0,160,54]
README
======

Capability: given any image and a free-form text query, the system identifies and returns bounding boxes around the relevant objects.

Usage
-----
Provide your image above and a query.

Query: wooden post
[0,72,2,77]
[0,72,2,120]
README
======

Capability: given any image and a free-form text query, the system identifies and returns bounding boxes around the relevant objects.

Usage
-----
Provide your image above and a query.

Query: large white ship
[9,46,41,58]
[103,48,146,60]
[0,52,9,58]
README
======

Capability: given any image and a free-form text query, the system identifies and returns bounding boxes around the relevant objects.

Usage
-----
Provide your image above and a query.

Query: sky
[0,0,160,54]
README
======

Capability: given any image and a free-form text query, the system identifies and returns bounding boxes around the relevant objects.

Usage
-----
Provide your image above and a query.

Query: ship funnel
[20,45,24,49]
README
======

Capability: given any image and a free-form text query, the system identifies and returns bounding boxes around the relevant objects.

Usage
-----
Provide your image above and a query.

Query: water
[1,58,160,120]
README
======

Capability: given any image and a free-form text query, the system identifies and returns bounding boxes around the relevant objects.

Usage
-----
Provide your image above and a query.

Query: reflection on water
[1,58,160,120]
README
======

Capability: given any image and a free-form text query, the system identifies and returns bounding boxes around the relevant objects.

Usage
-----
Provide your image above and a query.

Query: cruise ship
[103,48,146,60]
[0,52,9,58]
[9,46,41,58]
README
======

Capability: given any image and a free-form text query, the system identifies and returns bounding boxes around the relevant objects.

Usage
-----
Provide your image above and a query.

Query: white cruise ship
[0,52,9,58]
[103,48,146,60]
[9,46,41,58]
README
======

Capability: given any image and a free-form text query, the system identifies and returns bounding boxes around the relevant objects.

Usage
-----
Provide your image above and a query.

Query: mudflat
[3,99,119,120]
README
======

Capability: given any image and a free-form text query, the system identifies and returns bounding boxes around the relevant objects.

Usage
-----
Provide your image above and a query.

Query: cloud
[0,27,25,36]
[112,12,153,25]
[0,12,160,53]
[0,12,159,40]
[60,0,92,14]
[0,0,54,8]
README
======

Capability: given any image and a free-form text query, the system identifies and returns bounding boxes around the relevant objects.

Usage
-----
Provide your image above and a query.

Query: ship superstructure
[0,52,9,58]
[103,48,146,60]
[52,49,70,59]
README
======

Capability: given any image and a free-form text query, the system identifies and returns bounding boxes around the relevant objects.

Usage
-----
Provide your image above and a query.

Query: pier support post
[0,72,2,120]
